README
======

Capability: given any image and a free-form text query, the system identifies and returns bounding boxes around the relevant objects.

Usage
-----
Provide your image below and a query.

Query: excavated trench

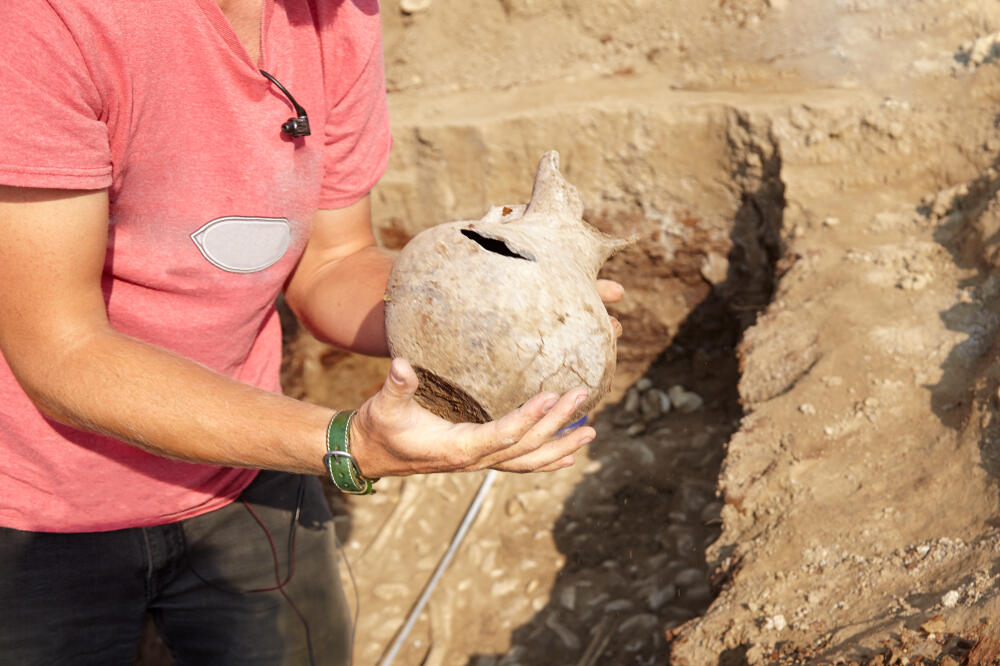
[94,0,1000,662]
[138,102,1000,664]
[463,113,788,666]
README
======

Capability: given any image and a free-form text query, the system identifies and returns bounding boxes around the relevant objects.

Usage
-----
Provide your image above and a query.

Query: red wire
[240,499,315,665]
[241,499,296,592]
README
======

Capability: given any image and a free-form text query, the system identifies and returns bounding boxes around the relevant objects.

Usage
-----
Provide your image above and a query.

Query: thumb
[380,357,419,406]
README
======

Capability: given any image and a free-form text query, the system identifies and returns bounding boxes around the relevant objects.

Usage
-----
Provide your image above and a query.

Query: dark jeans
[0,472,351,665]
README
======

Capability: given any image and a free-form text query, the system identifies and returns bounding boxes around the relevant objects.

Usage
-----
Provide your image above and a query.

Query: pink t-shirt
[0,0,392,532]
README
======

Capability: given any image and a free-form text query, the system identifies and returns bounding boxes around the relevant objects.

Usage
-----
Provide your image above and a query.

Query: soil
[143,0,1000,664]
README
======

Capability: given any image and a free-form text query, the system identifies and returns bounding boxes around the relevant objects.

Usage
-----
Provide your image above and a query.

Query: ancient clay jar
[384,151,634,423]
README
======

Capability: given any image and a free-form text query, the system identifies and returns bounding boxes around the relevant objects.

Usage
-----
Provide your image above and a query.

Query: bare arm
[0,187,596,479]
[283,195,393,356]
[0,186,333,474]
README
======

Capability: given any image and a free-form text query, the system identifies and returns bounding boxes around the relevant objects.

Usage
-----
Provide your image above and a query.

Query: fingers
[534,455,577,473]
[502,387,587,445]
[491,426,594,473]
[596,279,624,304]
[351,359,600,479]
[377,357,419,412]
[598,280,624,338]
[349,357,436,478]
[471,387,589,470]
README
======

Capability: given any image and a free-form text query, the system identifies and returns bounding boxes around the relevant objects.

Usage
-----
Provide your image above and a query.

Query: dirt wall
[282,1,1000,664]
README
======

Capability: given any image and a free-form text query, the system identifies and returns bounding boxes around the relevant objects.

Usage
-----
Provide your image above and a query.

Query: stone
[400,0,432,13]
[640,388,669,421]
[765,614,787,631]
[675,567,707,587]
[545,613,581,650]
[624,386,642,412]
[668,385,704,413]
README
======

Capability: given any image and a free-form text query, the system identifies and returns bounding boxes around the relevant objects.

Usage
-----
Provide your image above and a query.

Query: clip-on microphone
[260,70,311,138]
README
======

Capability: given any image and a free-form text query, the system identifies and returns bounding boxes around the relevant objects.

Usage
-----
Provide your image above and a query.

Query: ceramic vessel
[384,151,634,423]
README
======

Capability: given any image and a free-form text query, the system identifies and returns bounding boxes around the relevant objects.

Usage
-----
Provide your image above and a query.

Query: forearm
[1,188,597,486]
[286,244,396,357]
[15,327,333,475]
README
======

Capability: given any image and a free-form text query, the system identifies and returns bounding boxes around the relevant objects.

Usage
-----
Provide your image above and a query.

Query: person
[0,0,623,664]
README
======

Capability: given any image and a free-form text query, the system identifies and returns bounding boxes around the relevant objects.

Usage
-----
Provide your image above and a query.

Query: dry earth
[143,0,1000,664]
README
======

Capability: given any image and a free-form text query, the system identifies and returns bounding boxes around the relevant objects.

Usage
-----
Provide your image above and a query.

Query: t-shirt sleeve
[317,4,393,209]
[0,1,112,190]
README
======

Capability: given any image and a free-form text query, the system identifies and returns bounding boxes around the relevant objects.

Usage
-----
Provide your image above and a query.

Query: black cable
[259,69,311,137]
[259,70,308,118]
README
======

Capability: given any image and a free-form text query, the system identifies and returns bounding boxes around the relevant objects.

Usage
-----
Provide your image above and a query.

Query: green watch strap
[324,410,378,495]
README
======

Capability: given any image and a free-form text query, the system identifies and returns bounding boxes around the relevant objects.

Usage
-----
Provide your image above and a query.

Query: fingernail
[389,361,405,385]
[574,391,589,408]
[541,395,559,413]
[579,435,594,446]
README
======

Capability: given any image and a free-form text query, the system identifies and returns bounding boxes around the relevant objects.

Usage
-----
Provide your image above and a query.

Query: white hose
[378,469,499,666]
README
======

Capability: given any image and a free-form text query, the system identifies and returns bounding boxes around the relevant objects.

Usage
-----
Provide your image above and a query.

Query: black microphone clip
[281,115,311,139]
[260,70,311,138]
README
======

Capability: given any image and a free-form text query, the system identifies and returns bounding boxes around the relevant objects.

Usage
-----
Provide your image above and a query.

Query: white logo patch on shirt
[191,216,291,273]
